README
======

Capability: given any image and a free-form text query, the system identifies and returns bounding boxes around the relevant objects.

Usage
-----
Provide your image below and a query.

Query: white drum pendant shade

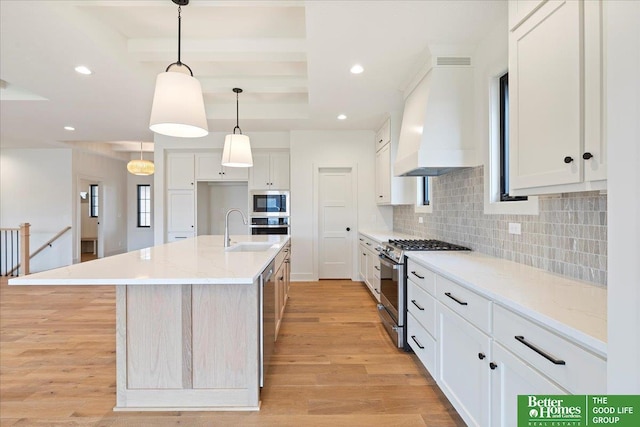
[221,133,253,167]
[149,71,208,138]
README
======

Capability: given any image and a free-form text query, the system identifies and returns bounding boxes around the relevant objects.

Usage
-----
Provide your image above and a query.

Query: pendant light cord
[165,4,193,76]
[234,90,242,134]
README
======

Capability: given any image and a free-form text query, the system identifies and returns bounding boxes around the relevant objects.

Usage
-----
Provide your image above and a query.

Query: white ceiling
[0,0,506,152]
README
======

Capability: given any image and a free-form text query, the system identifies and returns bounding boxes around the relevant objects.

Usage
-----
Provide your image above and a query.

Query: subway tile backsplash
[393,166,607,285]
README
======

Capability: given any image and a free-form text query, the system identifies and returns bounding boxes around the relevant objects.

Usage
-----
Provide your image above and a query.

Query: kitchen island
[9,234,291,411]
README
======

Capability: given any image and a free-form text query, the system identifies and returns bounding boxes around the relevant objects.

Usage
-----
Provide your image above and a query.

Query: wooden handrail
[6,225,71,276]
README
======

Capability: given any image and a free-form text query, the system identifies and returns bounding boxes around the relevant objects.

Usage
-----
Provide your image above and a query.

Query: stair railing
[1,224,71,277]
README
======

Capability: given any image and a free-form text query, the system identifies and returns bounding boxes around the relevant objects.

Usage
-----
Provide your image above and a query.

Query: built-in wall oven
[378,239,471,350]
[251,217,290,235]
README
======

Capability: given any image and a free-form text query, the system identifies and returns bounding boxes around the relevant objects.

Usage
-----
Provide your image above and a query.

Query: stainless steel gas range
[377,239,470,349]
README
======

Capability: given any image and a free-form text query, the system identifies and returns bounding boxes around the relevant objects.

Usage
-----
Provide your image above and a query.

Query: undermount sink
[225,242,275,252]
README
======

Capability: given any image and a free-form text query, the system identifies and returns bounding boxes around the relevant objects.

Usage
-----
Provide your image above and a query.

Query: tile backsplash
[393,166,607,285]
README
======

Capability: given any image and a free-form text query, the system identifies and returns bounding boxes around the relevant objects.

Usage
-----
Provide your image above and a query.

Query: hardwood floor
[0,279,465,426]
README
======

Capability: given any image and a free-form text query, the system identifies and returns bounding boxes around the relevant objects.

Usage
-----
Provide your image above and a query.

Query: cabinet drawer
[358,234,379,251]
[406,259,436,295]
[493,304,606,393]
[167,232,195,242]
[407,312,437,376]
[407,281,436,337]
[436,275,492,334]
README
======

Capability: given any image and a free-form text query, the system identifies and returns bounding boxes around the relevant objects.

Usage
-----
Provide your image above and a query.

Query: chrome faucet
[224,209,248,248]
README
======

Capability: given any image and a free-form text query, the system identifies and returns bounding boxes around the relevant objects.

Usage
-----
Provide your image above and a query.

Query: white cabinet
[374,115,414,205]
[167,153,195,190]
[167,190,195,238]
[437,303,491,427]
[375,143,391,203]
[509,0,606,195]
[358,234,380,301]
[195,152,248,181]
[490,342,566,427]
[249,151,289,190]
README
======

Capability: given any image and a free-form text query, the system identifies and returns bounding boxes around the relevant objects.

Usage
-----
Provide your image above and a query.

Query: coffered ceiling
[0,0,506,151]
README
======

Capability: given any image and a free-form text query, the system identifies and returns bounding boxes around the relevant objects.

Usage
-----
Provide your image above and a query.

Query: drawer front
[407,259,436,295]
[407,281,437,337]
[436,275,492,334]
[358,234,379,252]
[493,304,606,393]
[407,312,437,376]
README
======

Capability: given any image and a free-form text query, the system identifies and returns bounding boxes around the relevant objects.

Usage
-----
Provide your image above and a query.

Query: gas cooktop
[381,239,470,263]
[388,239,471,251]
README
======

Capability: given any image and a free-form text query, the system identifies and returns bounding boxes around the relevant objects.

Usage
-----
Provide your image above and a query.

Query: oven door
[377,254,405,348]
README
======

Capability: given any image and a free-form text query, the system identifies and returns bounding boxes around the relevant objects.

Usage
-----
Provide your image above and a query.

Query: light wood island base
[115,282,260,411]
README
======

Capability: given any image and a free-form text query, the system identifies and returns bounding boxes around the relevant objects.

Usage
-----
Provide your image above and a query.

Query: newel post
[19,223,30,276]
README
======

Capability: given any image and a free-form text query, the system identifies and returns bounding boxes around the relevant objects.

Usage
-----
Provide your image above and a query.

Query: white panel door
[318,168,354,279]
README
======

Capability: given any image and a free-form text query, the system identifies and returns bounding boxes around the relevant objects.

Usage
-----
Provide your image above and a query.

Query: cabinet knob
[489,362,498,370]
[582,152,594,160]
[379,195,383,198]
[219,172,222,175]
[563,156,574,164]
[478,353,486,360]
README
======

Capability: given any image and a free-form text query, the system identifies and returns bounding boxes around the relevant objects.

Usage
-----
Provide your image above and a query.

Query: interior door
[318,168,354,279]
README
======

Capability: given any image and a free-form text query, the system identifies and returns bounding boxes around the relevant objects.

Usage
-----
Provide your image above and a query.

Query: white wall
[72,149,128,260]
[127,171,154,251]
[606,0,640,393]
[0,148,73,272]
[290,130,393,281]
[197,183,249,236]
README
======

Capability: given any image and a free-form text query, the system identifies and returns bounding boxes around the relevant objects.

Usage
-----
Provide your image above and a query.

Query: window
[499,73,527,202]
[89,185,99,217]
[137,185,151,228]
[415,177,433,213]
[421,177,430,206]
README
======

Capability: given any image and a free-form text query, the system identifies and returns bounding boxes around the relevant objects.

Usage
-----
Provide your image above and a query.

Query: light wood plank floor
[1,279,465,426]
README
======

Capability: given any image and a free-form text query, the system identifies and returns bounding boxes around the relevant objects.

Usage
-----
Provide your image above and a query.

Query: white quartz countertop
[407,251,607,356]
[359,229,414,244]
[9,235,290,286]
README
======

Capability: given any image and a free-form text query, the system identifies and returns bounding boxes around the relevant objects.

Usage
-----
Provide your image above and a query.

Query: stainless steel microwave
[251,191,290,217]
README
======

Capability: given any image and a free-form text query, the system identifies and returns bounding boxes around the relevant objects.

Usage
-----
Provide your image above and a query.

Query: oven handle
[378,254,400,270]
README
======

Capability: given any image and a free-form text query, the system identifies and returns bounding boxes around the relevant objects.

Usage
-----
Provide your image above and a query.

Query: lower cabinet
[437,303,491,427]
[274,243,291,340]
[358,234,381,301]
[490,342,566,427]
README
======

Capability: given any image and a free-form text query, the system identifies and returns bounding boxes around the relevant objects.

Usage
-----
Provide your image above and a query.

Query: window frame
[499,73,527,202]
[137,184,151,228]
[415,177,433,213]
[89,184,99,218]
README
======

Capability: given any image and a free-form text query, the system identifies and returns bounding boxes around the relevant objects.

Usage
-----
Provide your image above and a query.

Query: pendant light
[221,88,253,167]
[127,142,155,176]
[149,0,208,138]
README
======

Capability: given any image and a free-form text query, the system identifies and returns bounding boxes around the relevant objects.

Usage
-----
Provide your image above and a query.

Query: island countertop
[9,235,290,286]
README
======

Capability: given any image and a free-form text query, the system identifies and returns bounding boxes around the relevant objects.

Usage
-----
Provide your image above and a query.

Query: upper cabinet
[195,152,248,181]
[167,153,195,190]
[250,151,290,190]
[508,0,606,195]
[374,115,414,205]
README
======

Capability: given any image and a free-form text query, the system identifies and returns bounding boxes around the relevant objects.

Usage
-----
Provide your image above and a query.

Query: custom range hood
[394,55,476,176]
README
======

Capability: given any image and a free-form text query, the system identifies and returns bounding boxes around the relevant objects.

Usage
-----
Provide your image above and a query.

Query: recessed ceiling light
[64,126,75,131]
[337,114,347,120]
[350,64,364,74]
[74,65,92,75]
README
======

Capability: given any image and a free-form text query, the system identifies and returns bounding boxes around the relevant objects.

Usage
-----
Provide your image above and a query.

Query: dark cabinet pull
[583,152,594,160]
[359,238,364,241]
[489,362,498,370]
[444,292,468,306]
[379,195,383,198]
[411,299,425,311]
[366,242,371,246]
[374,266,380,271]
[515,335,566,365]
[346,227,351,231]
[411,335,424,349]
[411,271,424,280]
[478,353,486,360]
[564,156,574,164]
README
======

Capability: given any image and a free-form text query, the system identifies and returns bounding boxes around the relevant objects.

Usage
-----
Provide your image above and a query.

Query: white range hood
[394,56,476,176]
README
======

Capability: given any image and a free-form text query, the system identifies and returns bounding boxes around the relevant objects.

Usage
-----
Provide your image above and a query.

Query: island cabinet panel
[191,283,259,393]
[125,285,185,389]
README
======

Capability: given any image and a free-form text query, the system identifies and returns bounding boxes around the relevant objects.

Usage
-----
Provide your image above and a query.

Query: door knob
[346,227,351,231]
